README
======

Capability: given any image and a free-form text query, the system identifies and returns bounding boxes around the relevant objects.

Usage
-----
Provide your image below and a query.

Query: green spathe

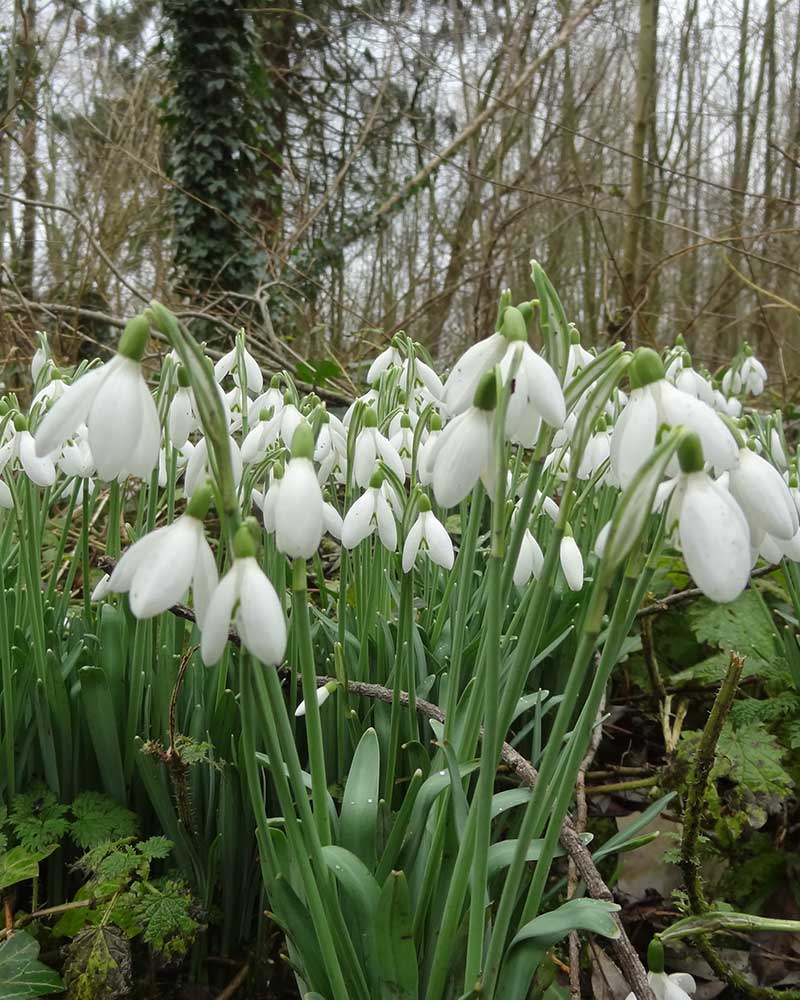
[118,315,151,362]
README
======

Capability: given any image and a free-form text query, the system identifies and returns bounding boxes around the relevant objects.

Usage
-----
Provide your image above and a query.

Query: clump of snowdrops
[2,262,798,999]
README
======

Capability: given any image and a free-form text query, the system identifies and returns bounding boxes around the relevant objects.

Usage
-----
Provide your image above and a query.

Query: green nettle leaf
[10,786,70,852]
[688,592,782,672]
[0,930,64,999]
[116,878,200,960]
[714,722,793,796]
[137,836,173,861]
[69,793,138,850]
[63,925,132,1000]
[0,844,59,893]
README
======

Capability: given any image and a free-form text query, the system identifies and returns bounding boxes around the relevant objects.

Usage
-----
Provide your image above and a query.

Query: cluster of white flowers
[6,290,792,669]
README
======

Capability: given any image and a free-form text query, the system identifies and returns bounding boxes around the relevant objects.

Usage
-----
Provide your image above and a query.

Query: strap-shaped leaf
[79,666,126,805]
[339,727,380,869]
[375,871,418,1000]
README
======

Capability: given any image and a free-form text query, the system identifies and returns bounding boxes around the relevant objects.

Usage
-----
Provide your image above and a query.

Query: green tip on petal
[291,421,314,460]
[501,306,528,343]
[417,493,432,513]
[176,365,190,388]
[631,347,665,387]
[118,315,150,362]
[259,407,274,422]
[12,413,27,432]
[473,370,498,412]
[186,483,213,520]
[647,937,665,974]
[397,389,408,405]
[678,431,705,474]
[400,413,412,429]
[233,522,258,559]
[362,407,378,428]
[273,460,285,480]
[369,468,385,489]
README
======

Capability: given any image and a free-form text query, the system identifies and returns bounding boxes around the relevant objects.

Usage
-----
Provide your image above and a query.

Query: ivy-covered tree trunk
[163,0,269,296]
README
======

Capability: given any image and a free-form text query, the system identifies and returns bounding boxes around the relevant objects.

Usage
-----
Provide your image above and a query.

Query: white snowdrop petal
[520,346,566,428]
[236,559,286,665]
[729,449,798,541]
[109,525,173,593]
[322,502,343,539]
[200,567,239,665]
[375,433,406,483]
[560,536,584,591]
[88,359,143,480]
[609,388,658,489]
[432,409,490,508]
[402,518,424,573]
[423,512,454,570]
[375,492,397,551]
[341,490,377,549]
[678,474,750,603]
[35,364,107,457]
[658,381,738,472]
[192,536,219,629]
[354,430,377,488]
[276,458,324,559]
[443,333,506,415]
[19,431,55,487]
[0,479,12,509]
[129,518,199,618]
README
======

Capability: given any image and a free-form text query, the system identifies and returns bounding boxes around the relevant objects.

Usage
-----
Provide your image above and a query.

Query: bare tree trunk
[18,0,38,298]
[619,0,658,347]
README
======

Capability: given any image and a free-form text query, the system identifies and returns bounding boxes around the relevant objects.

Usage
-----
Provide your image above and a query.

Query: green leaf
[116,878,199,959]
[712,722,792,796]
[0,930,64,999]
[498,899,620,995]
[9,786,69,853]
[69,793,137,850]
[339,728,380,869]
[487,838,571,880]
[0,843,59,893]
[374,871,418,1000]
[79,667,127,805]
[62,925,132,1000]
[688,592,782,674]
[592,792,676,860]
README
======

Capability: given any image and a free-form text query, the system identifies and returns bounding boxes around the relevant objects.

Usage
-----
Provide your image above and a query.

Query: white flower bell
[108,484,218,624]
[402,495,454,572]
[666,433,751,603]
[201,525,286,666]
[353,407,406,487]
[34,316,160,482]
[341,470,398,551]
[213,340,264,394]
[560,532,584,591]
[275,423,324,560]
[728,444,798,542]
[624,939,696,1000]
[430,371,497,508]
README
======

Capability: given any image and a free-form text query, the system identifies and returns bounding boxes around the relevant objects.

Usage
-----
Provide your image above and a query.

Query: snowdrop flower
[58,427,95,479]
[262,464,283,533]
[201,526,287,666]
[109,485,218,624]
[0,477,13,509]
[241,407,281,464]
[296,680,337,718]
[185,435,242,497]
[367,343,402,385]
[577,424,611,481]
[31,370,67,410]
[353,408,406,487]
[417,412,443,486]
[443,331,507,415]
[674,366,714,407]
[341,470,397,551]
[564,330,594,384]
[390,414,415,476]
[168,367,198,448]
[428,372,500,508]
[666,433,750,603]
[594,520,611,558]
[513,526,544,586]
[275,424,324,560]
[402,496,454,572]
[741,352,767,395]
[31,335,48,383]
[625,939,696,1000]
[247,375,284,423]
[4,414,56,488]
[213,340,263,394]
[322,496,343,539]
[728,445,798,542]
[34,315,160,481]
[769,427,787,471]
[610,348,738,489]
[406,355,445,401]
[560,532,584,591]
[91,573,113,602]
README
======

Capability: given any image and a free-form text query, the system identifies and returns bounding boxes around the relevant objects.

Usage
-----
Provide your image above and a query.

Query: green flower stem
[384,570,413,802]
[46,478,80,602]
[292,557,330,845]
[0,514,13,803]
[244,661,353,1000]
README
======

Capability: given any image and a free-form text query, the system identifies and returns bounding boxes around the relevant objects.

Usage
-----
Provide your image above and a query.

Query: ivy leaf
[295,358,343,388]
[63,925,132,1000]
[0,844,59,893]
[69,793,138,850]
[0,930,64,999]
[10,786,69,853]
